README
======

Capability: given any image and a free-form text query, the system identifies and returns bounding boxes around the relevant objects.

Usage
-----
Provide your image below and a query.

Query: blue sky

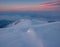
[0,0,52,5]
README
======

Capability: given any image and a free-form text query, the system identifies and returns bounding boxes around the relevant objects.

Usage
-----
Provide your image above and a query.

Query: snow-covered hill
[0,20,60,47]
[7,19,48,28]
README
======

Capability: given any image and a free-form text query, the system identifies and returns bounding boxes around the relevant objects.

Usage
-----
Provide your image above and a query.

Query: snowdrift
[0,21,60,47]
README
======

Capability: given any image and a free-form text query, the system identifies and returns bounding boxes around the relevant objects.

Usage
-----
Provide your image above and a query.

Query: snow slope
[0,21,60,47]
[7,19,48,28]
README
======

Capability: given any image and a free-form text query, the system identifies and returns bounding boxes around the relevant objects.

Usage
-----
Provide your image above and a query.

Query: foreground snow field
[0,21,60,47]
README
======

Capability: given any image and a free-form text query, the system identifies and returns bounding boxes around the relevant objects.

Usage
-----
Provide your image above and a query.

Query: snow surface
[7,19,48,28]
[0,19,60,47]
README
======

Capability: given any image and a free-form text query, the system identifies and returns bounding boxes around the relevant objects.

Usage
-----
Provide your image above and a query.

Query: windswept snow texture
[0,19,60,47]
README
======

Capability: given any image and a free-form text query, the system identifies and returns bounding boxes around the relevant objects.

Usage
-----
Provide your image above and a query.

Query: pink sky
[0,0,60,11]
